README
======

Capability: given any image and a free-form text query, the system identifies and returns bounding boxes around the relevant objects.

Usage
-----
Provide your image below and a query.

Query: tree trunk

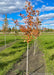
[26,43,29,75]
[5,33,6,48]
[33,38,37,56]
[15,31,16,41]
[33,40,36,55]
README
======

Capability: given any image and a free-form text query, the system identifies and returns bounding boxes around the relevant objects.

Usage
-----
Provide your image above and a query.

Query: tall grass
[38,33,54,74]
[0,34,20,47]
[0,35,33,75]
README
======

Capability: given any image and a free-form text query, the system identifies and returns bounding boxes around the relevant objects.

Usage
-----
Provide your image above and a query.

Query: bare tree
[2,14,8,48]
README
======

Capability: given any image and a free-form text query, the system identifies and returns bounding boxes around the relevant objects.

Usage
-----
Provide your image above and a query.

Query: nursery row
[0,35,33,75]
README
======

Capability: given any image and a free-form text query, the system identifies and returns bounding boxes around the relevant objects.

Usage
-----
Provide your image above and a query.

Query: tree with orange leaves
[19,1,41,75]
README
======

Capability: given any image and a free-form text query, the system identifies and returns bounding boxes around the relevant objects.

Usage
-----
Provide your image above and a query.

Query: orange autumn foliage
[13,1,41,43]
[19,1,41,43]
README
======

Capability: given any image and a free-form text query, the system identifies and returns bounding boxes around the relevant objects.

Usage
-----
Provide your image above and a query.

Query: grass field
[0,33,54,75]
[0,35,33,75]
[38,32,54,75]
[0,34,20,47]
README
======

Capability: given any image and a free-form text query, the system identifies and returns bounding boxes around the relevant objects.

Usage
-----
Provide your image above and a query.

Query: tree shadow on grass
[0,49,22,57]
[47,45,54,49]
[50,54,54,60]
[0,62,8,70]
[0,55,23,70]
[12,45,22,49]
[12,42,27,49]
[19,42,27,47]
[0,41,4,46]
[0,51,16,56]
[19,41,26,44]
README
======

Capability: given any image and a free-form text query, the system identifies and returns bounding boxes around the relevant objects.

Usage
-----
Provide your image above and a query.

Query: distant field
[41,32,54,35]
[38,32,54,74]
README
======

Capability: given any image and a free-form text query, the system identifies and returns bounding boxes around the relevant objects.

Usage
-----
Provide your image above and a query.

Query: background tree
[13,19,19,40]
[11,27,15,32]
[8,27,11,33]
[2,14,8,48]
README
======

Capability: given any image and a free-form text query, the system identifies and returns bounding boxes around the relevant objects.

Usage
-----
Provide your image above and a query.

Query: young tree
[11,27,15,32]
[32,11,41,55]
[8,27,11,33]
[13,19,19,41]
[20,1,41,75]
[2,14,8,48]
[13,1,41,74]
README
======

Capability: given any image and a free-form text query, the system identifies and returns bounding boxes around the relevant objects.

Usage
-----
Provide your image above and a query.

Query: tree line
[0,14,20,33]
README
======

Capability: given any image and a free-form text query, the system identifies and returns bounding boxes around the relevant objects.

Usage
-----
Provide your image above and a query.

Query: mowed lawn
[0,35,33,75]
[38,32,54,74]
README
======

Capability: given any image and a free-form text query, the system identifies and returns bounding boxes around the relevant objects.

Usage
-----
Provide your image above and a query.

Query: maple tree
[19,1,41,75]
[13,1,41,75]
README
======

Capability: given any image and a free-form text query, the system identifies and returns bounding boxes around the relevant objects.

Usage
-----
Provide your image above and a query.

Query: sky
[0,0,54,29]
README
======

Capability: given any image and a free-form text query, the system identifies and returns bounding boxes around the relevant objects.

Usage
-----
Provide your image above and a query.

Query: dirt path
[6,42,45,75]
[0,41,17,51]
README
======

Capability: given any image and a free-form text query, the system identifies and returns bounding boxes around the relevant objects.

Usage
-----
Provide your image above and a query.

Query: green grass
[0,34,20,47]
[38,32,54,74]
[0,35,33,75]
